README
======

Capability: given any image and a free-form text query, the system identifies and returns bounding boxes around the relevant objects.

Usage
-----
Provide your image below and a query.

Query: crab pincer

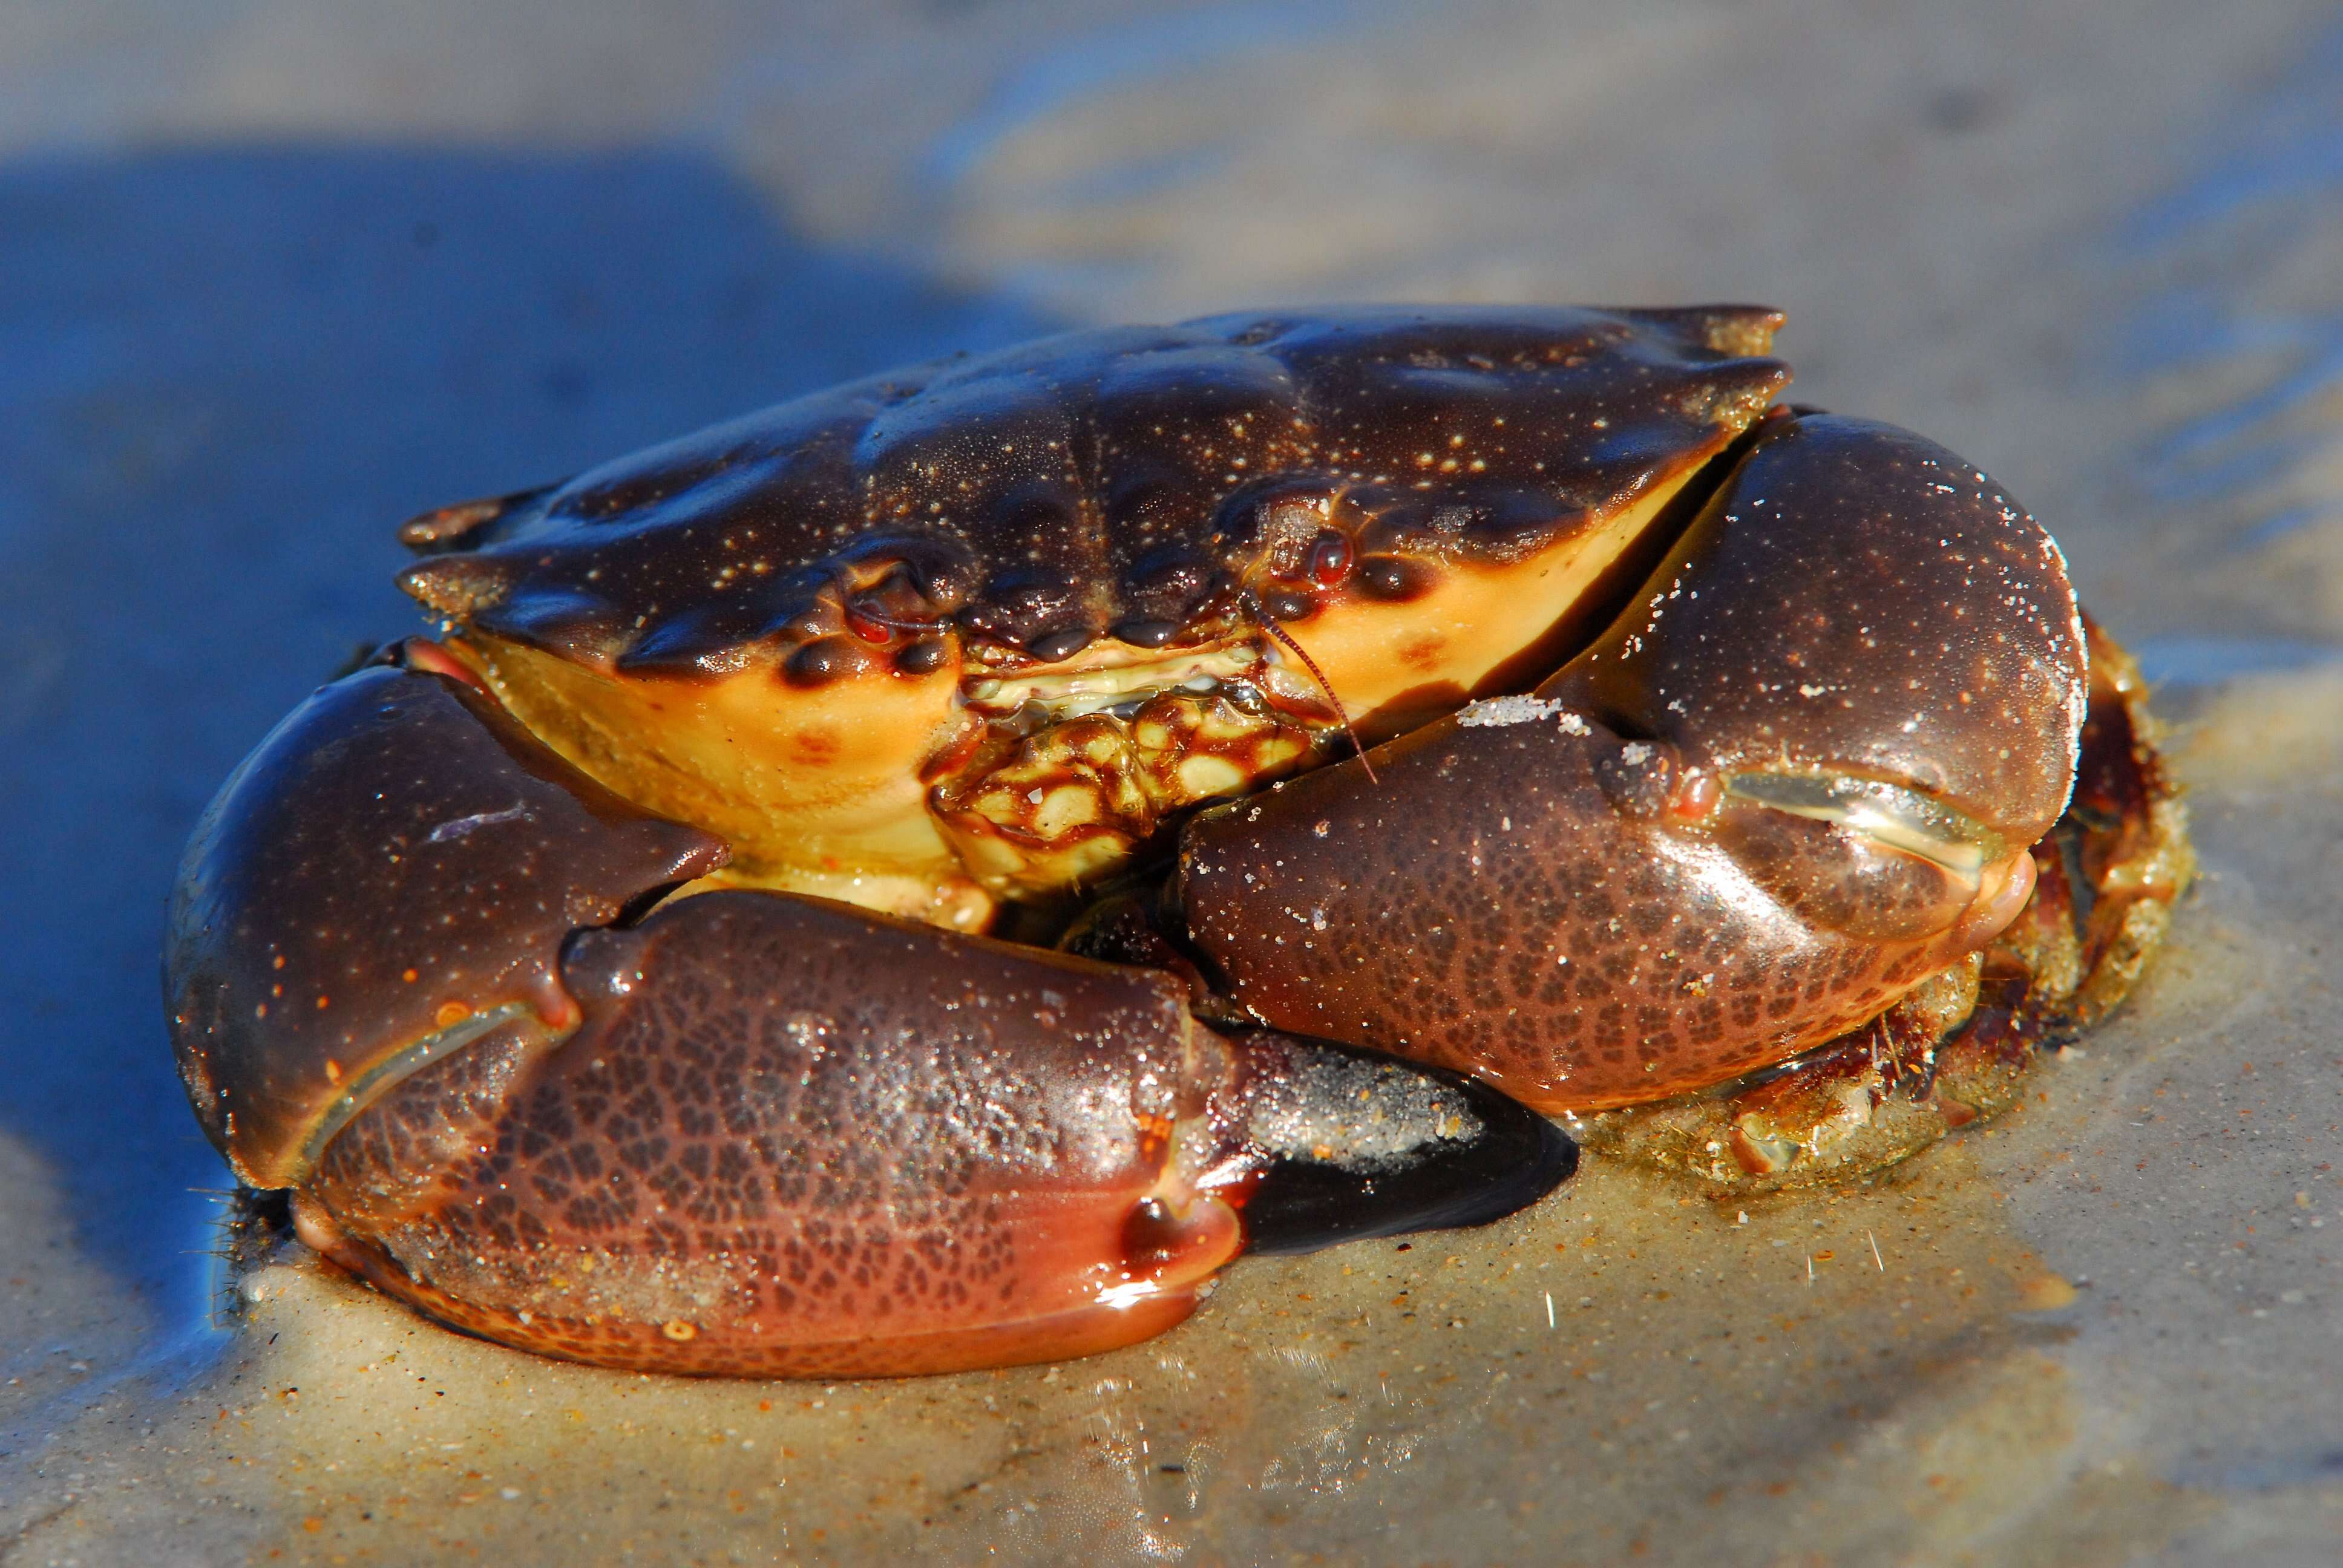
[1172,412,2086,1111]
[166,647,1568,1376]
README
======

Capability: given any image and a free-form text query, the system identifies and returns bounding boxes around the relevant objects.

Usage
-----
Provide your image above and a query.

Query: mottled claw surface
[166,306,2185,1375]
[293,875,1569,1376]
[1571,623,2192,1191]
[174,653,1566,1375]
[1167,413,2082,1111]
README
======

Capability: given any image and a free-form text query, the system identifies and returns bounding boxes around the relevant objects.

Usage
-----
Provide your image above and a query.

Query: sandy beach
[2,1,2339,1561]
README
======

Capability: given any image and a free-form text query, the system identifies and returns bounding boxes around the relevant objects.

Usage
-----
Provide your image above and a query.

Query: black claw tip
[1226,1037,1576,1257]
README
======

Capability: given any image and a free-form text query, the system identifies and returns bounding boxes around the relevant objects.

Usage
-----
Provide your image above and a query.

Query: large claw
[165,648,730,1189]
[167,649,1570,1376]
[297,891,1570,1375]
[1170,413,2088,1111]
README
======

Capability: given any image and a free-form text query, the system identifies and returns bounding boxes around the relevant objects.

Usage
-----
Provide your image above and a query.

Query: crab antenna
[1239,586,1380,786]
[836,599,944,635]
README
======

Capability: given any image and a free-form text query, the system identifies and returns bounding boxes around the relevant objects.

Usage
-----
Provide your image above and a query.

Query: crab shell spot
[788,728,841,766]
[784,635,871,687]
[1357,555,1435,601]
[1028,626,1098,662]
[447,633,987,928]
[896,636,952,674]
[1111,618,1181,649]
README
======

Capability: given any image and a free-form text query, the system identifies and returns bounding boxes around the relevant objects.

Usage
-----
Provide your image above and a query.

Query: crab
[165,306,2187,1377]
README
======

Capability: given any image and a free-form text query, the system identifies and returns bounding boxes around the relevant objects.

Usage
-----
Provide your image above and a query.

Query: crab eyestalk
[1166,413,2088,1111]
[166,647,1570,1377]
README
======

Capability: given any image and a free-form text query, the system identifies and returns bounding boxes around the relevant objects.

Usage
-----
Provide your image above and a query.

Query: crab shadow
[0,142,1054,1310]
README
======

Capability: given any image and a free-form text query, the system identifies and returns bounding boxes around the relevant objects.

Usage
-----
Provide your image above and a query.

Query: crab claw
[165,648,730,1190]
[1170,412,2088,1111]
[166,647,1569,1376]
[293,890,1570,1375]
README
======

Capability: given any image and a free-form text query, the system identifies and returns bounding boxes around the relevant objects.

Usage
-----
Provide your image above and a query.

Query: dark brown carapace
[165,307,2186,1376]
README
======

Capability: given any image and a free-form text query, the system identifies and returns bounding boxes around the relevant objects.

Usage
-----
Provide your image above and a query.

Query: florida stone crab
[165,306,2187,1376]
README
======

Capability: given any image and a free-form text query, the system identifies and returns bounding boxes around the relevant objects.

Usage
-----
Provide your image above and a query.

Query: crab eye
[842,599,895,643]
[1306,531,1353,588]
[1722,772,2005,878]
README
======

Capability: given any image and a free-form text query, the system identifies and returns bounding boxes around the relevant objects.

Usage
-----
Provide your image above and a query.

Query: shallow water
[3,1,2339,1563]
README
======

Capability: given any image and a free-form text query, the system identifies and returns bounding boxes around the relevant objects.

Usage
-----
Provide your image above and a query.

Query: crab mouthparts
[962,643,1269,722]
[931,638,1348,900]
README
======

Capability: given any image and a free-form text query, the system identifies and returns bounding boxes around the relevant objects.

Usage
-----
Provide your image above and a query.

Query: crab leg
[165,648,1570,1376]
[1168,412,2089,1112]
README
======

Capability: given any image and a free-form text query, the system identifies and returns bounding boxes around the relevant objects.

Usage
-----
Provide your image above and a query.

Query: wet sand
[2,1,2339,1562]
